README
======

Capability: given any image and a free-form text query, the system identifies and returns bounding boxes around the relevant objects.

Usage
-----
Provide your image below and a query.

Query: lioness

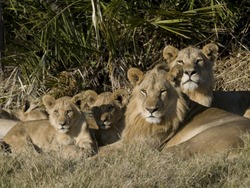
[100,63,250,158]
[90,89,128,146]
[163,43,250,118]
[3,95,95,158]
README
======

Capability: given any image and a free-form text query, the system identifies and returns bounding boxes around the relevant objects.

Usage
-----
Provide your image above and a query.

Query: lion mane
[98,63,250,158]
[123,63,250,158]
[121,63,187,145]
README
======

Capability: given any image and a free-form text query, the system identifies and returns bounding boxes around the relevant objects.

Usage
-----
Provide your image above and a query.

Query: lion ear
[112,89,129,107]
[42,95,56,110]
[127,68,144,87]
[154,63,170,73]
[71,92,85,109]
[84,90,98,107]
[167,65,184,87]
[163,45,179,63]
[202,43,218,62]
[72,90,98,110]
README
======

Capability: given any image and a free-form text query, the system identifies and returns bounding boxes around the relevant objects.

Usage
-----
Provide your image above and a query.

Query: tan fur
[121,64,187,146]
[100,64,250,159]
[0,119,19,140]
[244,108,250,118]
[163,107,250,159]
[72,90,98,112]
[163,43,250,117]
[90,89,128,146]
[0,101,48,122]
[72,90,99,130]
[164,43,218,107]
[0,100,49,140]
[3,95,95,158]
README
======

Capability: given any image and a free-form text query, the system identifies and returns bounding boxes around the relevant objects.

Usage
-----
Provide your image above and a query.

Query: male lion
[3,95,95,158]
[163,43,250,118]
[90,89,128,146]
[99,63,250,158]
[121,64,187,146]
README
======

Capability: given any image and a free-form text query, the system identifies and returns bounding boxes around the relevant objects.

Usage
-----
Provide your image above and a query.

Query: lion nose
[101,115,108,122]
[59,121,66,126]
[146,107,159,114]
[184,70,196,76]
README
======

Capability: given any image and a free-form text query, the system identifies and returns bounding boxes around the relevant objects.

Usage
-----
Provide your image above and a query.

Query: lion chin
[58,127,70,134]
[99,123,111,130]
[146,116,161,124]
[182,81,199,92]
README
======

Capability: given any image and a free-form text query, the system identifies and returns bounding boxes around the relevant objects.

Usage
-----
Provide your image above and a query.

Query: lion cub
[88,89,129,146]
[3,95,95,158]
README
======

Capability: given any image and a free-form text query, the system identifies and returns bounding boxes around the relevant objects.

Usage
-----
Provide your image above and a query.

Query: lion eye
[141,90,147,96]
[54,110,59,116]
[160,90,167,97]
[107,105,114,112]
[161,90,167,95]
[195,58,203,65]
[91,106,99,112]
[177,60,184,65]
[67,110,73,115]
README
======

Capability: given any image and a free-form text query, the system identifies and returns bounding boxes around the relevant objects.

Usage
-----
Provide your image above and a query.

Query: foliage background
[0,0,249,108]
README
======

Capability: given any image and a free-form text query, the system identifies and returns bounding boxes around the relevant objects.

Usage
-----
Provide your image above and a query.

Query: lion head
[43,95,84,134]
[90,89,128,130]
[163,43,218,107]
[122,63,187,145]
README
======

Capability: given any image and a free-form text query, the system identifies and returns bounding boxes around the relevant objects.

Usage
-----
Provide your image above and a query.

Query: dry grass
[214,50,250,91]
[0,51,250,187]
[1,136,250,187]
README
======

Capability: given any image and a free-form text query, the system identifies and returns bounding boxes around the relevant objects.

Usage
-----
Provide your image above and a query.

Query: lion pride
[99,63,250,158]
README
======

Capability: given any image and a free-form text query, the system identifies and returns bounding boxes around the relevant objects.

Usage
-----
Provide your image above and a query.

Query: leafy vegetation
[0,1,249,186]
[0,0,249,105]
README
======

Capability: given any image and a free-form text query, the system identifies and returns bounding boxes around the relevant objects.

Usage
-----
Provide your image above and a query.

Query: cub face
[43,95,82,134]
[91,91,127,130]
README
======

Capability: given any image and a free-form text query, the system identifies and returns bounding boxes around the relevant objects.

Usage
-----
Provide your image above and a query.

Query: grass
[1,135,250,187]
[0,51,249,187]
[214,50,250,91]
